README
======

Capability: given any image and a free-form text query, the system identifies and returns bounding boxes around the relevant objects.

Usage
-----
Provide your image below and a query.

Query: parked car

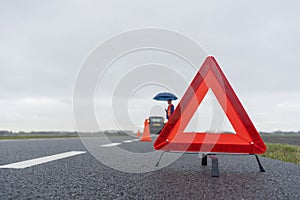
[149,116,165,134]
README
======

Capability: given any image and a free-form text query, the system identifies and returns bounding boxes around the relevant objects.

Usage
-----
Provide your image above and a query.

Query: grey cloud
[0,0,299,131]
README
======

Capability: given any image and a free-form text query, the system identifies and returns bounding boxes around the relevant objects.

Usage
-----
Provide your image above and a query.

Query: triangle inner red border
[154,56,266,154]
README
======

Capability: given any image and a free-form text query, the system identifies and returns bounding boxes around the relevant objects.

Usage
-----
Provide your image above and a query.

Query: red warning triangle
[154,56,266,154]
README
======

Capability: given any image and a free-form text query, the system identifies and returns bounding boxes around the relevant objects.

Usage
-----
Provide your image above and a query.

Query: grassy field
[0,135,79,140]
[261,134,300,146]
[0,133,128,140]
[260,134,300,165]
[262,143,300,165]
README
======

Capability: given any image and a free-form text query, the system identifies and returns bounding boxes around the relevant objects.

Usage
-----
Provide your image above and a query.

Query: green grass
[0,135,79,140]
[0,134,128,140]
[262,143,300,165]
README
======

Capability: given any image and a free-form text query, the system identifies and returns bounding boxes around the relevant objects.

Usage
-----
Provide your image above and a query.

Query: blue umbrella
[153,92,178,101]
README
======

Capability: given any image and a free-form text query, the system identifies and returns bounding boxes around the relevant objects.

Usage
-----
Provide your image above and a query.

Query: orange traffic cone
[137,129,141,138]
[140,119,152,142]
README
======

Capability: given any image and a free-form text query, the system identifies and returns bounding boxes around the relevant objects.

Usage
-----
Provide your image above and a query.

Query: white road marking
[0,151,86,169]
[101,143,121,147]
[123,140,134,143]
[101,138,142,147]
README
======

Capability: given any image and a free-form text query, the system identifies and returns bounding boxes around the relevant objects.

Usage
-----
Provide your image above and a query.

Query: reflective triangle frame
[154,56,266,154]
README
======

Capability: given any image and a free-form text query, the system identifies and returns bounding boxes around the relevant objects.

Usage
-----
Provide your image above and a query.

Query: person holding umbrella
[166,99,174,120]
[153,92,178,120]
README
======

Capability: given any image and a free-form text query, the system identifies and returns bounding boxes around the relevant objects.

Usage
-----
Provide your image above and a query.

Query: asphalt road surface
[0,136,299,199]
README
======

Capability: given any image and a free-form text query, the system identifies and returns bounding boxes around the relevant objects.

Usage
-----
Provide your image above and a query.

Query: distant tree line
[0,130,133,135]
[0,130,78,135]
[0,130,298,136]
[259,131,300,135]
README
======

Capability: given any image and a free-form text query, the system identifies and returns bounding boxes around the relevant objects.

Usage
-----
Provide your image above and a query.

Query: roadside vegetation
[262,143,300,165]
[0,133,128,140]
[0,135,79,140]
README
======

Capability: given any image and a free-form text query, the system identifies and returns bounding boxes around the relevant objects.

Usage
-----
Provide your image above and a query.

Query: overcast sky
[0,0,299,132]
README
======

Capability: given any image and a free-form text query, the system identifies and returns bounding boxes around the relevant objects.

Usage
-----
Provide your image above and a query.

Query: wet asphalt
[0,137,299,199]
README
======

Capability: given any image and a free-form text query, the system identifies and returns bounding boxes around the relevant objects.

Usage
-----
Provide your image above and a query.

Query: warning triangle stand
[154,56,266,154]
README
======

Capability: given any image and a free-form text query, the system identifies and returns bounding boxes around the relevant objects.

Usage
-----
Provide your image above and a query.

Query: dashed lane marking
[123,140,134,143]
[101,137,149,147]
[0,151,86,169]
[101,143,121,147]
